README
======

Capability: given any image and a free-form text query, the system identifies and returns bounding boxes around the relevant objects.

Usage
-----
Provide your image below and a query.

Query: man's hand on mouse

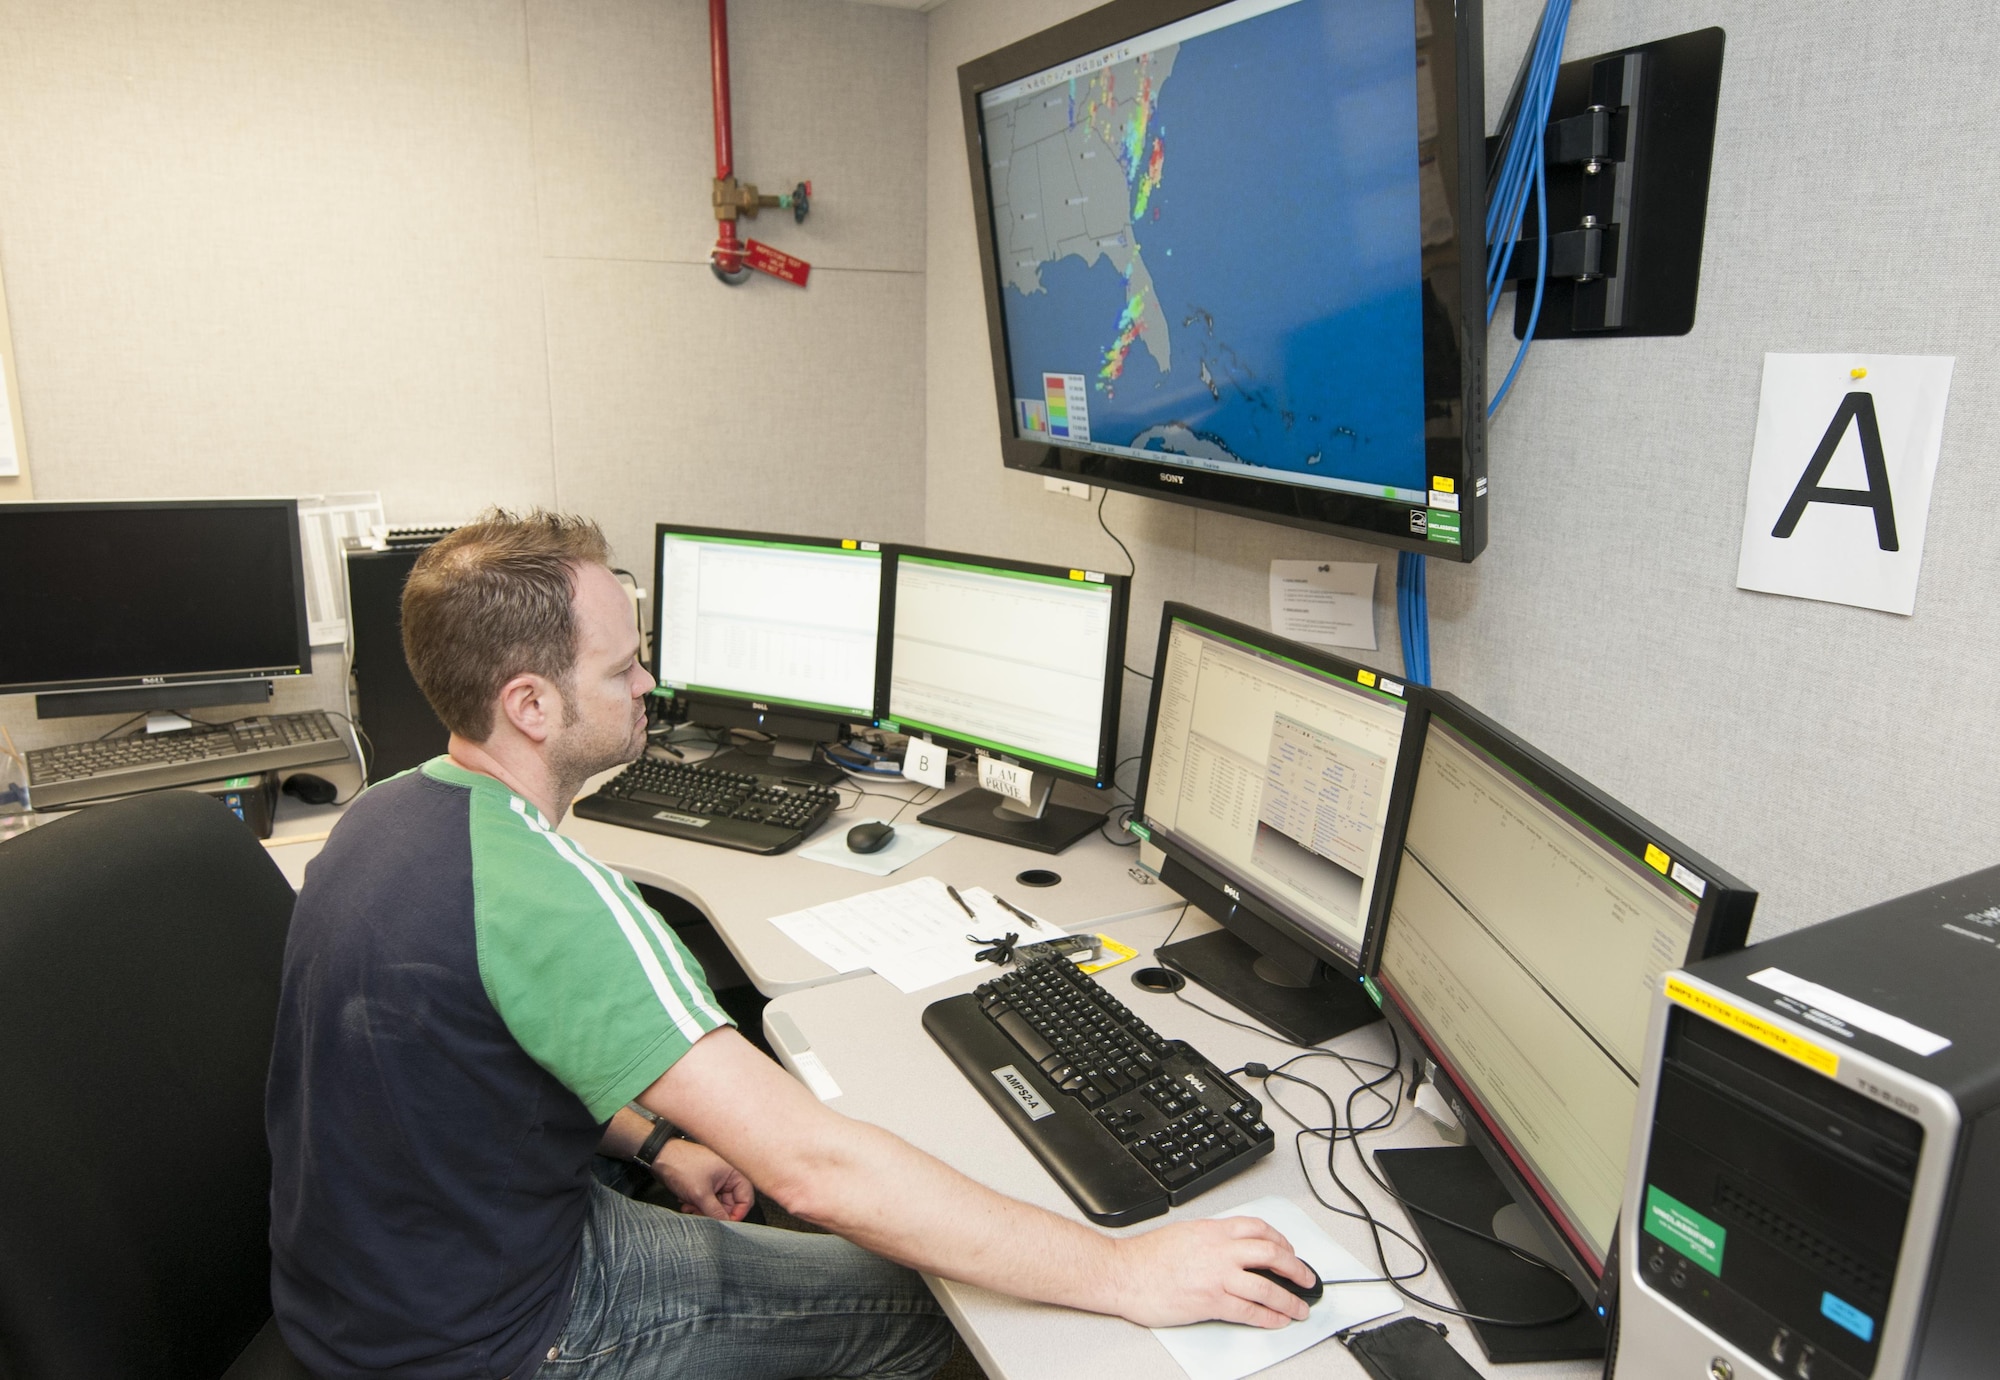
[1105,1215,1314,1329]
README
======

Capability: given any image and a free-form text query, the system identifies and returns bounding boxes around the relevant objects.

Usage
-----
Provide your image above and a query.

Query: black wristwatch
[631,1116,676,1169]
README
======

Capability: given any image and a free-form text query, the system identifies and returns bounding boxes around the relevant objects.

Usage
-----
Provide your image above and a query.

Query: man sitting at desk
[266,510,1314,1380]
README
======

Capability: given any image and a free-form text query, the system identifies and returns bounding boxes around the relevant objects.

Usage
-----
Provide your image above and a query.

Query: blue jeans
[536,1181,954,1379]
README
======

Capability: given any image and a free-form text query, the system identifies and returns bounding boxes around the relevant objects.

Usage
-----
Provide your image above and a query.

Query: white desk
[564,775,1173,995]
[761,907,1602,1380]
[261,771,1175,998]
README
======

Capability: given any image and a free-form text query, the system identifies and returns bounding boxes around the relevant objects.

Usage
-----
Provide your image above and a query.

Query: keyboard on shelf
[571,756,839,855]
[923,954,1274,1226]
[26,711,349,809]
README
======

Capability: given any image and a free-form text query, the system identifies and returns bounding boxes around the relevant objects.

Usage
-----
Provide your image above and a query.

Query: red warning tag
[744,239,810,287]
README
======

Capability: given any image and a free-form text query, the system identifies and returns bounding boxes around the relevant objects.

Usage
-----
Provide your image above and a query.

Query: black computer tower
[1616,865,2000,1379]
[345,544,448,784]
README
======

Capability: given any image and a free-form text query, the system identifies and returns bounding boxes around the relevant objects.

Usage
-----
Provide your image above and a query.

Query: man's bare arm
[639,1027,1314,1329]
[596,1105,655,1160]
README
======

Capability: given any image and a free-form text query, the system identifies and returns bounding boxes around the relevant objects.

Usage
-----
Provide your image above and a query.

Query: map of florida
[985,45,1178,396]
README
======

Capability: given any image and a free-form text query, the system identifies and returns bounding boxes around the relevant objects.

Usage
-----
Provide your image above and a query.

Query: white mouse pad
[1149,1194,1401,1380]
[797,816,953,876]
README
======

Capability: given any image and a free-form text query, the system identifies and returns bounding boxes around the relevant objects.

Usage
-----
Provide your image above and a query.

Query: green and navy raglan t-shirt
[266,758,731,1380]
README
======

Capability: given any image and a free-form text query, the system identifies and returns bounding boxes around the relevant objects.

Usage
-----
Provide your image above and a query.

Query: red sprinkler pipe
[710,0,742,276]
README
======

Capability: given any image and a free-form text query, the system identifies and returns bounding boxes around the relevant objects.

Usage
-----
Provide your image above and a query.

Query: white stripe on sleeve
[605,868,729,1028]
[510,798,711,1044]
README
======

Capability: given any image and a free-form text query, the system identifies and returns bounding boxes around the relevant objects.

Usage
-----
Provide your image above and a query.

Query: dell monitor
[0,499,312,721]
[880,547,1127,853]
[960,0,1486,557]
[1367,690,1755,1363]
[1130,604,1412,1044]
[651,525,889,783]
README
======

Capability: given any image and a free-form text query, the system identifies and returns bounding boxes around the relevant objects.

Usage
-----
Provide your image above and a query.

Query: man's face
[547,562,655,783]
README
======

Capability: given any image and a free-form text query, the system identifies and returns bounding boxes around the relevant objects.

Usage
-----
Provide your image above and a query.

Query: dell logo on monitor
[1159,472,1184,484]
[1222,883,1241,901]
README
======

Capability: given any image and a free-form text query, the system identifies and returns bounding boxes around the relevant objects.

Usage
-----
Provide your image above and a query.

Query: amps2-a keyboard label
[651,811,709,827]
[991,1065,1054,1120]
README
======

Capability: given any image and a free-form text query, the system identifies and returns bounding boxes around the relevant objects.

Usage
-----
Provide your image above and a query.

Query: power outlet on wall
[1043,476,1092,500]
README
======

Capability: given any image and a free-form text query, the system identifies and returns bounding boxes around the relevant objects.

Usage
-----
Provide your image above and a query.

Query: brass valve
[712,177,810,224]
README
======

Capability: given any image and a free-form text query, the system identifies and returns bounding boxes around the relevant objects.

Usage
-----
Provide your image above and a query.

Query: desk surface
[564,774,1172,995]
[762,907,1602,1380]
[261,769,1174,998]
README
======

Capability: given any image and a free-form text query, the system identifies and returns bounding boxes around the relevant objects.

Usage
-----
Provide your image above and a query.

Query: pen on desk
[945,884,977,919]
[994,895,1043,931]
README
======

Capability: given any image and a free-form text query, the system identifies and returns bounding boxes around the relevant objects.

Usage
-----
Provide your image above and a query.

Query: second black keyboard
[572,756,839,855]
[924,955,1273,1226]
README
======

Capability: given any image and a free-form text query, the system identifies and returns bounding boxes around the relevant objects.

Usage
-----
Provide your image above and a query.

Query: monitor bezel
[1368,688,1757,1293]
[878,545,1129,790]
[649,523,892,729]
[1131,601,1414,980]
[0,497,313,696]
[958,0,1488,560]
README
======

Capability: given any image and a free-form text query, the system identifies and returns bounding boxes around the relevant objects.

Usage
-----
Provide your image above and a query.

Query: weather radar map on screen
[979,0,1431,502]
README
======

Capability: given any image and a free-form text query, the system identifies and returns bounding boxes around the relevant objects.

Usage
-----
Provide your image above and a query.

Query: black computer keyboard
[572,756,840,855]
[924,955,1274,1226]
[25,711,349,808]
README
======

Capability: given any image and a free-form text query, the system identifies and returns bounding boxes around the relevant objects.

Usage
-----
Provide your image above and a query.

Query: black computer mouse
[1250,1263,1324,1307]
[282,772,338,806]
[846,821,896,854]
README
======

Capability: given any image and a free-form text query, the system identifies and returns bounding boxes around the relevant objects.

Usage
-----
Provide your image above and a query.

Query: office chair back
[0,792,299,1379]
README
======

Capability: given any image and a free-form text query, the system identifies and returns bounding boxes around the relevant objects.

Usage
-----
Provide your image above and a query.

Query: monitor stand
[1372,1145,1606,1363]
[919,787,1105,855]
[700,737,844,786]
[1158,929,1380,1047]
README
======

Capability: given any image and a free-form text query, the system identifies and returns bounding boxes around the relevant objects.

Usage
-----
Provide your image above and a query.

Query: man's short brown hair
[401,509,613,741]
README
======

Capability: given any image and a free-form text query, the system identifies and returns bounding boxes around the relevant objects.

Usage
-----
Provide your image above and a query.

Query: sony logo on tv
[1158,472,1184,485]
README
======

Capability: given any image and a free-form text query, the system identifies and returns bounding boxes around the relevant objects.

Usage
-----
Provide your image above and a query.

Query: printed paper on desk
[766,878,1064,994]
[1151,1194,1399,1380]
[871,885,1068,994]
[1269,559,1377,651]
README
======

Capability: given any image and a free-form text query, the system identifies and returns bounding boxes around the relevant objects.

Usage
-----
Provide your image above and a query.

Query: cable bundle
[1395,550,1430,687]
[1485,0,1574,417]
[1399,2,1575,685]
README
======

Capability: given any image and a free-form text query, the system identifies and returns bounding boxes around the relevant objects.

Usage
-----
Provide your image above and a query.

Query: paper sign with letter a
[1736,353,1953,615]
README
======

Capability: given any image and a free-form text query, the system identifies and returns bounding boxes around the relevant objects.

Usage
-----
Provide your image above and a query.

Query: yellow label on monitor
[1664,976,1840,1077]
[1069,569,1086,580]
[1357,669,1378,687]
[1431,476,1456,494]
[1644,843,1671,874]
[841,539,858,549]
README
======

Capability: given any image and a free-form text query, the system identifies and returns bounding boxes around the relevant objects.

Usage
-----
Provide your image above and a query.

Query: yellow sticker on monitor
[1431,476,1456,494]
[1644,843,1671,874]
[1357,669,1378,687]
[1665,976,1840,1077]
[1069,569,1086,580]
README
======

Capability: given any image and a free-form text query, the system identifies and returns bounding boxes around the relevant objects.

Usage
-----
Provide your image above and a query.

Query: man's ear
[496,673,558,744]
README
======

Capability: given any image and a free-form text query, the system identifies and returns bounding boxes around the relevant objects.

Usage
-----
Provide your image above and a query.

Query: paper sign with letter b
[901,737,947,789]
[1736,353,1953,616]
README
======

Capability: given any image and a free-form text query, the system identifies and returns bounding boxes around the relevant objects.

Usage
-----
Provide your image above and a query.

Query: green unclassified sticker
[1127,821,1152,841]
[1425,509,1462,546]
[1644,1185,1727,1275]
[1362,975,1384,1006]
